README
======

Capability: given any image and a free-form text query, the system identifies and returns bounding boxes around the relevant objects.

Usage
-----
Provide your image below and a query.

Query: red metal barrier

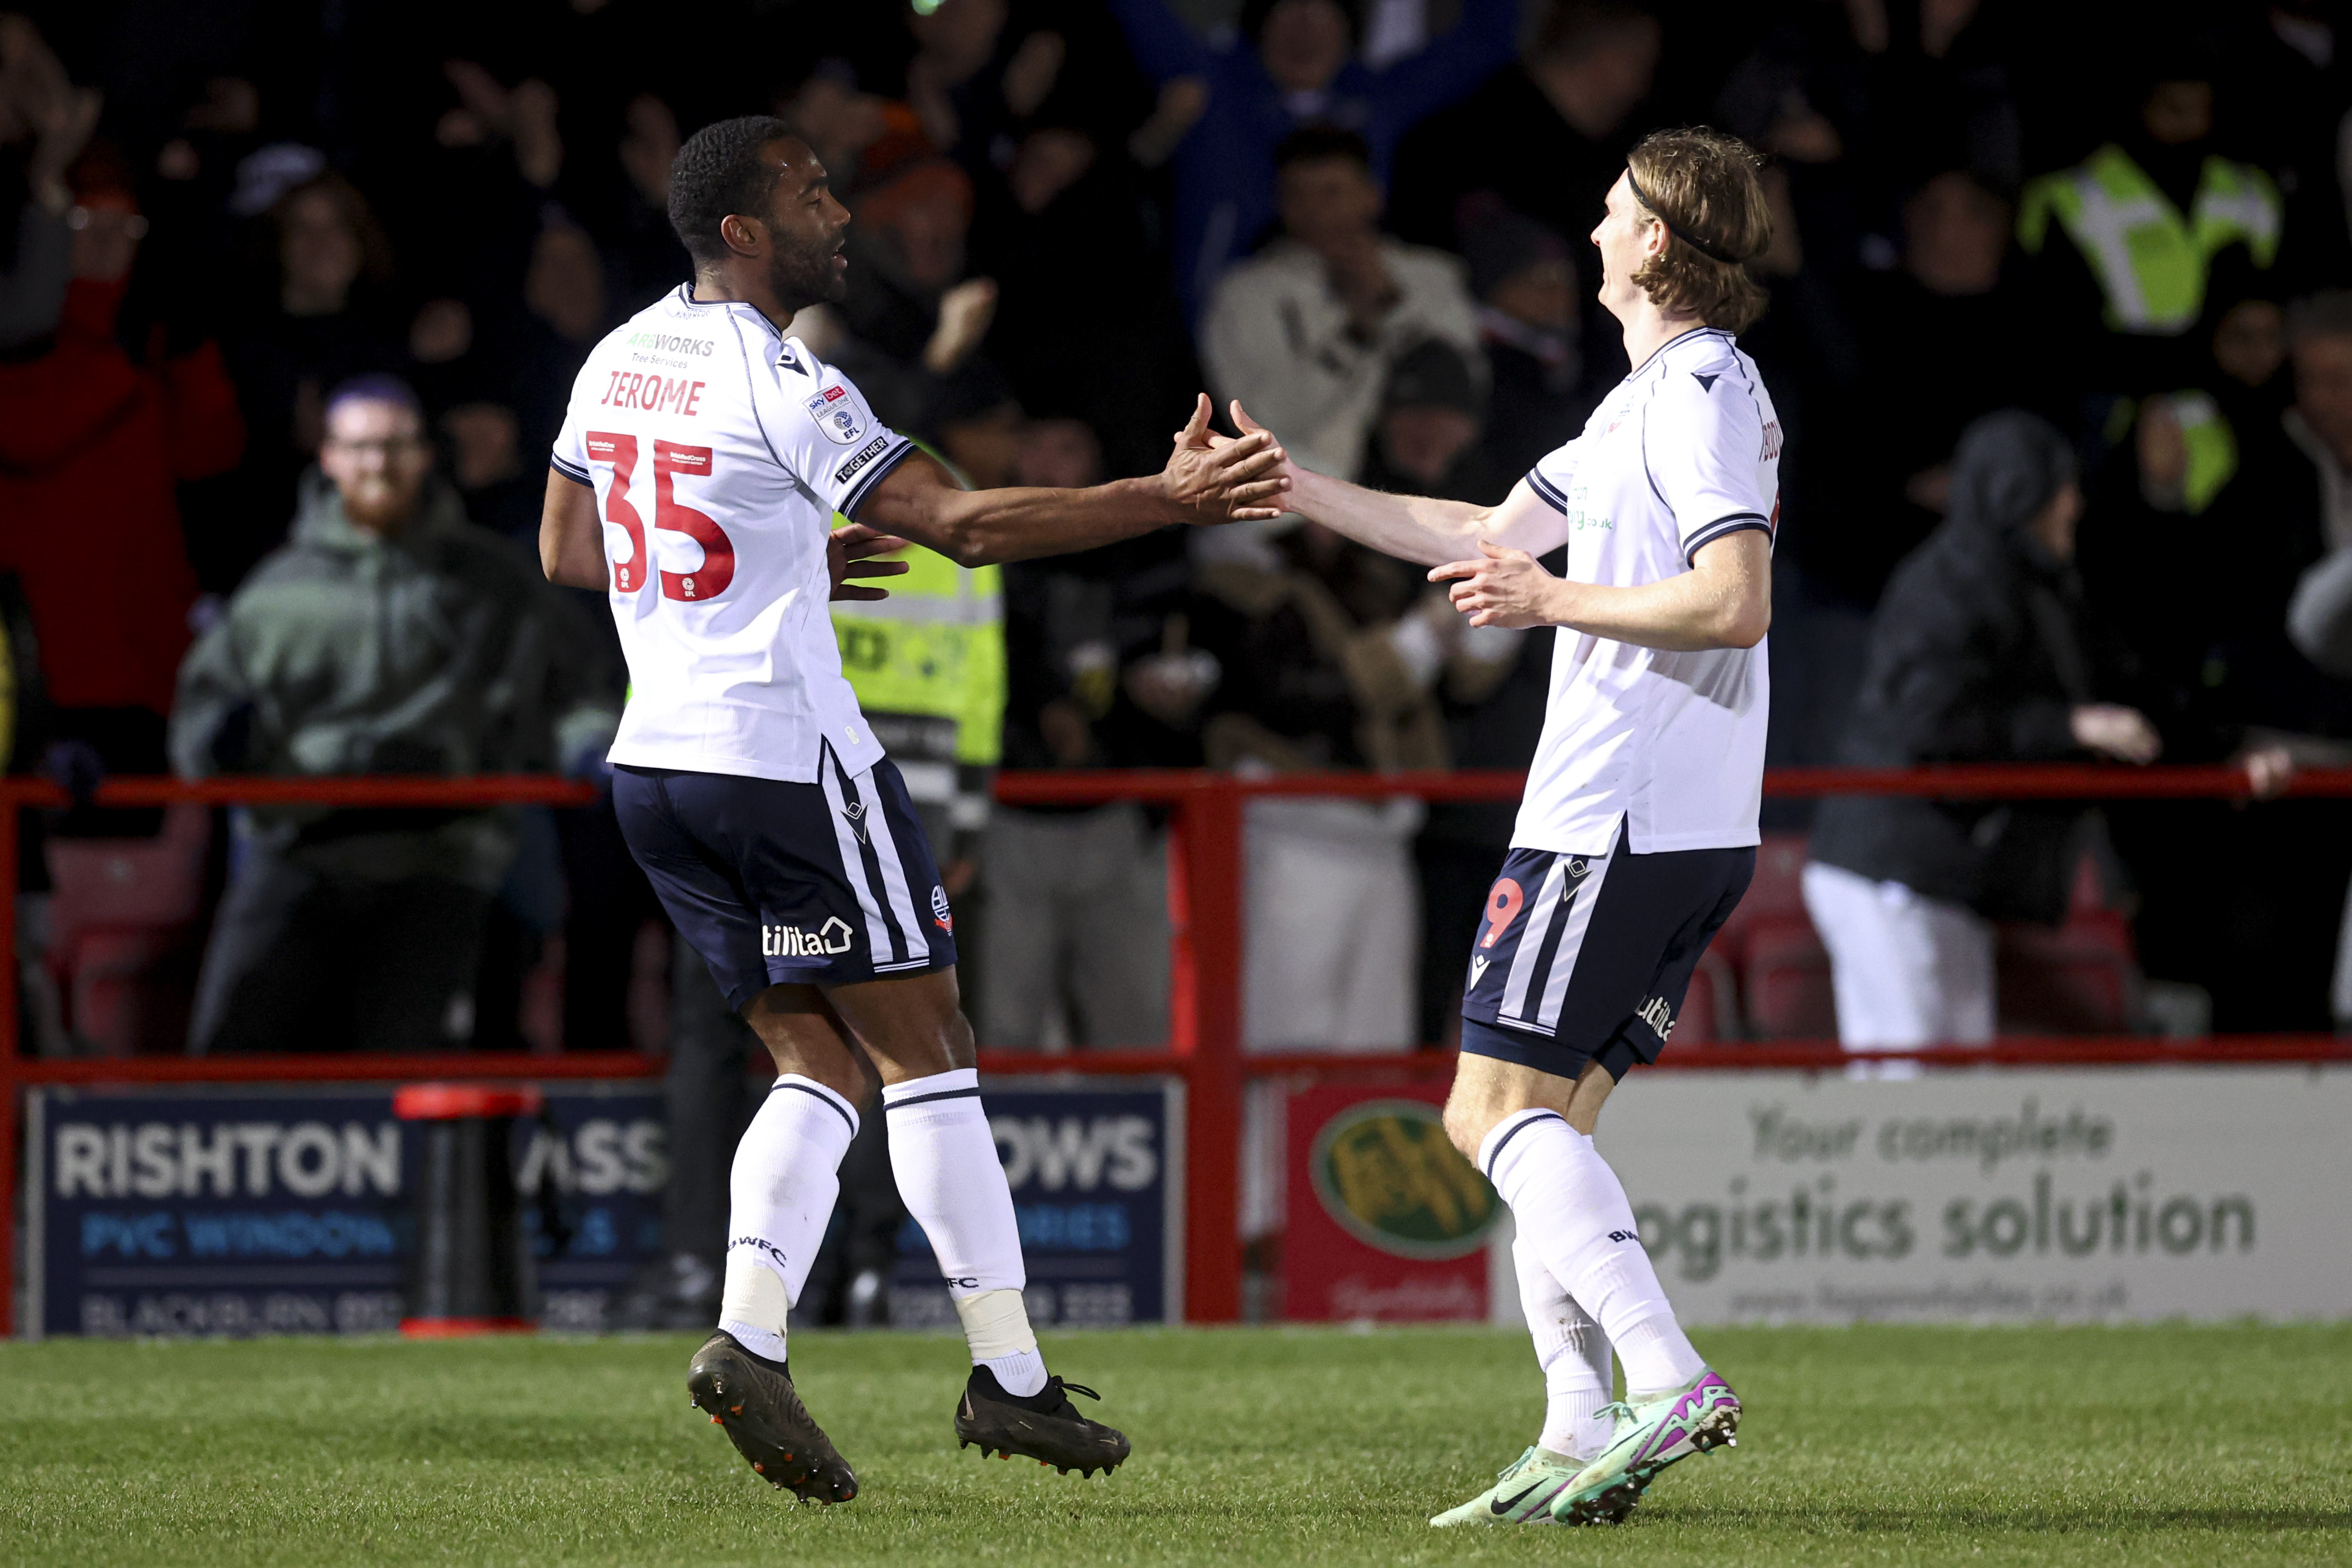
[7,767,2352,1337]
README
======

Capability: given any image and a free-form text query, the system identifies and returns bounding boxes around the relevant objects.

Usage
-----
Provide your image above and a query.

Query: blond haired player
[1214,127,1779,1526]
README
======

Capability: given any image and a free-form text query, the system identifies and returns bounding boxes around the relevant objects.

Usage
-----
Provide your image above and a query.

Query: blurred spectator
[1804,412,2160,1049]
[1192,510,1505,1046]
[599,93,692,312]
[1849,0,2024,197]
[835,157,1003,445]
[2112,291,2352,1032]
[2223,0,2352,293]
[1821,170,2036,604]
[505,214,617,458]
[170,377,616,1053]
[2018,51,2282,421]
[968,116,1202,479]
[1388,0,1657,258]
[1202,127,1478,483]
[1357,337,1507,502]
[984,418,1190,1048]
[1109,0,1519,326]
[0,16,98,354]
[0,158,242,823]
[215,171,402,589]
[1457,208,1584,480]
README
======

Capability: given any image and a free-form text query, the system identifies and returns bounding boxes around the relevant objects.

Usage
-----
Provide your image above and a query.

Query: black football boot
[686,1331,858,1503]
[954,1367,1131,1478]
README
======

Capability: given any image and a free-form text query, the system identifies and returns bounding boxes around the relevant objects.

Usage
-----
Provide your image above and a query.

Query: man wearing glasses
[171,374,618,1054]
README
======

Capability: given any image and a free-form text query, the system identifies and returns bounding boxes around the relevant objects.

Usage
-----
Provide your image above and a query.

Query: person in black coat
[1802,411,2161,1048]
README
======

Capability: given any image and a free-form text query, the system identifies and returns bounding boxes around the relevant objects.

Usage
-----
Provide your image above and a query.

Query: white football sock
[884,1068,1045,1397]
[1480,1109,1706,1398]
[717,1075,859,1363]
[1516,1233,1614,1460]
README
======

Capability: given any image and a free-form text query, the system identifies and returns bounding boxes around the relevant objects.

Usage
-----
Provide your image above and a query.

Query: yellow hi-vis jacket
[829,529,1004,845]
[2018,143,2280,337]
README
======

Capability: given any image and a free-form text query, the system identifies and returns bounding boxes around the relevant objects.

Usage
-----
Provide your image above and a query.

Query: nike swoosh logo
[1491,1482,1546,1515]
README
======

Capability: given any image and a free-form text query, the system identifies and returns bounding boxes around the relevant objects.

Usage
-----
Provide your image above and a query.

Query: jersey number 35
[585,430,736,601]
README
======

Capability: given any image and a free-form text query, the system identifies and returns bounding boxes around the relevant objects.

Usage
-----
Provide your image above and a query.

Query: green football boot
[1550,1369,1741,1526]
[1428,1445,1584,1526]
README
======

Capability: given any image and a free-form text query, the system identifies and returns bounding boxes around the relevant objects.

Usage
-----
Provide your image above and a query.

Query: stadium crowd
[6,0,2352,1096]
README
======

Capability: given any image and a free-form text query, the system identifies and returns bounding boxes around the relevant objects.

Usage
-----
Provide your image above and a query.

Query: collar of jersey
[672,283,782,339]
[1629,324,1732,381]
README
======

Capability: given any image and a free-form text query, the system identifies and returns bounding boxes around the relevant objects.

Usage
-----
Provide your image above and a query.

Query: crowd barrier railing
[7,765,2352,1337]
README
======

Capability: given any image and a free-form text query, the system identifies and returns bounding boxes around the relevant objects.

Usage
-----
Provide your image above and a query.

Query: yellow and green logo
[1308,1099,1500,1261]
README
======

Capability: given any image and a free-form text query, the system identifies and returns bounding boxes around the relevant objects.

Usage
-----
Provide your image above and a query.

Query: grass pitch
[2,1324,2346,1566]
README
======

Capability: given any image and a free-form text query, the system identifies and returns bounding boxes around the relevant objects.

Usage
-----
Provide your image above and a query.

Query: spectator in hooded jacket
[170,375,616,1054]
[1803,411,2161,1050]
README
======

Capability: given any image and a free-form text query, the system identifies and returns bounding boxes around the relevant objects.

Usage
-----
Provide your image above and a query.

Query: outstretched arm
[858,395,1288,567]
[1221,399,1564,565]
[1433,530,1772,651]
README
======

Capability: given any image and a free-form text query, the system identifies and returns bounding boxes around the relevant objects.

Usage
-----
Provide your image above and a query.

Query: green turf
[2,1324,2346,1566]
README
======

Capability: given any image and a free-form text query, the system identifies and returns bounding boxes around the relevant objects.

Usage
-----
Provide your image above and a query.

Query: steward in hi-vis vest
[2018,65,2286,500]
[828,522,1005,881]
[2019,143,2280,340]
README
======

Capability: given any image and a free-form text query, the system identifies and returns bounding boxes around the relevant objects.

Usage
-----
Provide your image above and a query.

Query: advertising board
[1572,1065,2352,1324]
[25,1084,666,1337]
[1283,1080,1501,1321]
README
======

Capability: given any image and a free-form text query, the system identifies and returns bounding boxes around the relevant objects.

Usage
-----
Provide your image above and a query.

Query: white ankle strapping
[715,1074,860,1361]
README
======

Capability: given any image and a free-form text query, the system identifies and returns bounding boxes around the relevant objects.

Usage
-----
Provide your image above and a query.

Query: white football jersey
[1513,326,1780,856]
[552,285,915,783]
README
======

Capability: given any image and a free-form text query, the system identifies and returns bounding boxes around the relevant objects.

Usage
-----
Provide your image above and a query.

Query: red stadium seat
[1673,948,1739,1044]
[1712,832,1810,969]
[1996,910,2138,1034]
[1740,917,1837,1039]
[44,805,210,1054]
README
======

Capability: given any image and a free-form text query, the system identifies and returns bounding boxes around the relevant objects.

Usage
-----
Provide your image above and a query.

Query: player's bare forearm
[862,460,1188,566]
[1281,466,1495,566]
[1226,400,1555,566]
[1435,530,1771,651]
[541,470,608,589]
[857,401,1289,567]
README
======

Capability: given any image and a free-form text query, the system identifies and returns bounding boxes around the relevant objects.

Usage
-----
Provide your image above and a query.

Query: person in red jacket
[0,170,244,796]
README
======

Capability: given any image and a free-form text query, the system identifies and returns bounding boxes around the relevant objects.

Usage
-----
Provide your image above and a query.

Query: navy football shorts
[612,747,958,1007]
[1459,823,1752,1081]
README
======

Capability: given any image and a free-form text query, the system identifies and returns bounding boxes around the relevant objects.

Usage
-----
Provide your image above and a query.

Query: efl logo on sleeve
[804,383,868,445]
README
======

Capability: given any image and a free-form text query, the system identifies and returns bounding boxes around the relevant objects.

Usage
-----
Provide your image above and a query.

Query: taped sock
[884,1069,1046,1396]
[716,1075,859,1363]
